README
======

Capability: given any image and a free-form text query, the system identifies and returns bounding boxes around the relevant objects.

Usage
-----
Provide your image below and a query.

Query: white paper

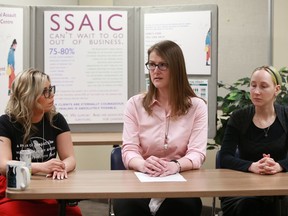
[134,172,186,182]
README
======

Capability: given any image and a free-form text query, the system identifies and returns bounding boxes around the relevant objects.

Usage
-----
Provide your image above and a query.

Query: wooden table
[6,169,288,215]
[71,132,122,146]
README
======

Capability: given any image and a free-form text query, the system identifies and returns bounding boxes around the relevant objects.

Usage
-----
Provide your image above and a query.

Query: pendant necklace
[164,117,170,150]
[263,126,270,137]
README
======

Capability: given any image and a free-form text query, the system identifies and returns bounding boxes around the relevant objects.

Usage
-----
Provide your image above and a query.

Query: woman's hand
[248,154,283,175]
[144,156,167,177]
[43,159,68,180]
[46,170,68,180]
[159,161,179,177]
[143,156,180,177]
[261,156,283,174]
[31,158,66,178]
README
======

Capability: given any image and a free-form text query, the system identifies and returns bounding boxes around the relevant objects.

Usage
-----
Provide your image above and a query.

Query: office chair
[110,145,125,170]
[108,145,125,216]
[211,150,222,216]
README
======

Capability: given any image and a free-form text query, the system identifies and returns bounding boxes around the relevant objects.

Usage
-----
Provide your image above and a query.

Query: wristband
[171,160,181,173]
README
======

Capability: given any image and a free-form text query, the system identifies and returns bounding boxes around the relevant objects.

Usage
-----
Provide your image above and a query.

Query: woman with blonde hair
[0,68,82,215]
[220,66,288,216]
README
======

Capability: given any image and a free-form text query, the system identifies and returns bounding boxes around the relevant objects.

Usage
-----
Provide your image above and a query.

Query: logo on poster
[50,13,123,31]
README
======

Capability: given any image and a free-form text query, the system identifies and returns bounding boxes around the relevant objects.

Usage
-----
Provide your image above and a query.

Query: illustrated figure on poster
[205,28,211,66]
[7,39,17,95]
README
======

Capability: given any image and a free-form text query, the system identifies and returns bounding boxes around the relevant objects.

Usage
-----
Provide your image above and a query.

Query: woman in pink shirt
[113,40,208,216]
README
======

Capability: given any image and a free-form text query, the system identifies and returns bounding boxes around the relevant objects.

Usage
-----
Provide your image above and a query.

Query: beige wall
[79,0,113,6]
[273,0,288,69]
[0,0,78,5]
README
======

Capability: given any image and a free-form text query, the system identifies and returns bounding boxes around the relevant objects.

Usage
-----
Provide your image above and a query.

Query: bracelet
[171,160,181,173]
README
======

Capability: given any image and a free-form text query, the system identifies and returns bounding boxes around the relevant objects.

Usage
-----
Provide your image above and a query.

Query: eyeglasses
[42,85,56,98]
[145,62,169,71]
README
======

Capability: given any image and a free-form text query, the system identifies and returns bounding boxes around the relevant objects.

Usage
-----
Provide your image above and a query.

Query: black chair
[211,150,222,216]
[212,149,240,215]
[108,145,126,216]
[110,145,125,170]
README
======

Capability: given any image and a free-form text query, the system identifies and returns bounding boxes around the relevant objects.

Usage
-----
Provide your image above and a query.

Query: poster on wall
[188,79,208,102]
[0,7,24,115]
[145,78,208,102]
[44,11,128,124]
[144,11,211,75]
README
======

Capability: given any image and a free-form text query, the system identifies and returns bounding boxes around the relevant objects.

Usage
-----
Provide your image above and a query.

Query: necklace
[164,117,170,150]
[263,126,270,137]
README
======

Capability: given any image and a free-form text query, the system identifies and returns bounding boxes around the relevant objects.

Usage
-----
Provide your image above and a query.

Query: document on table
[134,172,187,182]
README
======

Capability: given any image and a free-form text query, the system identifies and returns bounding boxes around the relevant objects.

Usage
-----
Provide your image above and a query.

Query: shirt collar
[149,97,159,108]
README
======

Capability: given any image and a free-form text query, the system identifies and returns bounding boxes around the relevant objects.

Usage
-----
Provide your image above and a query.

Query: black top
[220,104,288,172]
[0,113,70,162]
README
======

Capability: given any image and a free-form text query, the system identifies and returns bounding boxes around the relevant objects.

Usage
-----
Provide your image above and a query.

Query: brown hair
[143,40,201,117]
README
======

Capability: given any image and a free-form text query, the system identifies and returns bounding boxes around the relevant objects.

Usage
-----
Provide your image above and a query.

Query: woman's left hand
[144,156,167,177]
[159,161,179,177]
[261,156,283,174]
[46,170,68,180]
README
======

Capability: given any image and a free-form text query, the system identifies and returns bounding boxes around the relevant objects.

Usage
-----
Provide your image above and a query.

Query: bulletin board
[115,0,273,87]
[138,4,218,138]
[32,6,137,133]
[0,4,30,115]
[30,5,219,138]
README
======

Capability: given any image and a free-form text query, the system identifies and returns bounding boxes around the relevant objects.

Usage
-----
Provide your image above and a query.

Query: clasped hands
[143,156,178,177]
[249,153,283,175]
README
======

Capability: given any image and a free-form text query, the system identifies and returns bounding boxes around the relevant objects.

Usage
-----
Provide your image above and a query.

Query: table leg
[58,200,66,216]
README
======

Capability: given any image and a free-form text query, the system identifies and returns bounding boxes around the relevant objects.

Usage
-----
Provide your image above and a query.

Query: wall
[79,0,113,5]
[273,0,288,69]
[0,0,78,5]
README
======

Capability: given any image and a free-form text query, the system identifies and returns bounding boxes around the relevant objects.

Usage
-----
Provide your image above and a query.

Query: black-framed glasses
[42,85,56,98]
[145,62,169,71]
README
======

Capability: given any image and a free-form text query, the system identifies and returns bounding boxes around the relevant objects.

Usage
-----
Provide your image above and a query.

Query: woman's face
[36,80,55,113]
[250,69,280,107]
[148,51,170,91]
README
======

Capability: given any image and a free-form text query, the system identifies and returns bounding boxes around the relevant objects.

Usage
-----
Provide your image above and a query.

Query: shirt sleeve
[220,110,253,171]
[184,98,208,169]
[52,113,70,135]
[0,115,18,139]
[121,96,144,168]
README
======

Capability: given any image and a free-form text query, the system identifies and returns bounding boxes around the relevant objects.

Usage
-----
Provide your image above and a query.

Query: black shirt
[220,104,288,172]
[0,113,70,162]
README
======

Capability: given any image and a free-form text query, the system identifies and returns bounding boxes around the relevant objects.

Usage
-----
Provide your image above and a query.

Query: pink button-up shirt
[122,93,207,169]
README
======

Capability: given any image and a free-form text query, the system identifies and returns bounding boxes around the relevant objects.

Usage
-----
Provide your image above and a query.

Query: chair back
[110,146,126,170]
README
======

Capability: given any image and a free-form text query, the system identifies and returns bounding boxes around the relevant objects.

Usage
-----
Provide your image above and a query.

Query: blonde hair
[252,65,282,86]
[5,68,57,144]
